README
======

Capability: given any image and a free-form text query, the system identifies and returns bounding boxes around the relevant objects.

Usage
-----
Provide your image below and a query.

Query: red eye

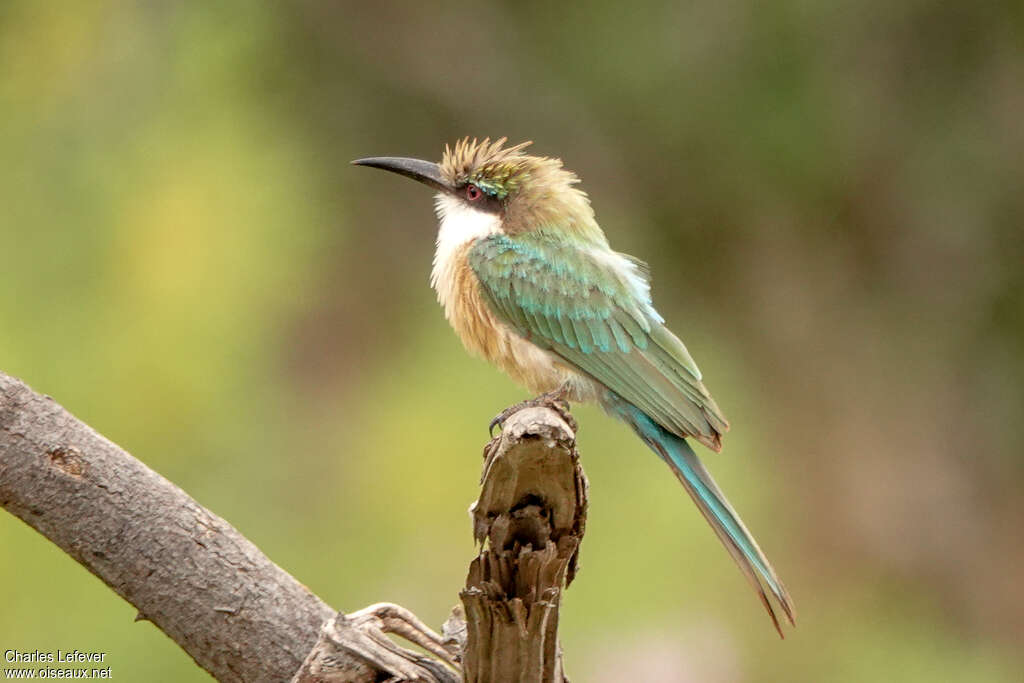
[465,184,483,201]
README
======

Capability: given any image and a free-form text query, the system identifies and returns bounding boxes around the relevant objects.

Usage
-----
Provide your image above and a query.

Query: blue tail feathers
[603,391,795,636]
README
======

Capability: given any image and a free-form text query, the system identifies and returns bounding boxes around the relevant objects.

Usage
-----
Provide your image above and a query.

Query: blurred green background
[2,1,1022,681]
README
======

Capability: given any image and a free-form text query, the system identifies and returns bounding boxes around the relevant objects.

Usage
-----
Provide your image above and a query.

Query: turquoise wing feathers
[468,233,729,450]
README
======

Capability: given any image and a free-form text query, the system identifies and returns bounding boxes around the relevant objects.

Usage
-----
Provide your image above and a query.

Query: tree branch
[0,371,447,681]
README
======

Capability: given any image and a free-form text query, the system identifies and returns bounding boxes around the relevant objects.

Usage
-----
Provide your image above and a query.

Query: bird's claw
[487,412,507,437]
[489,392,577,437]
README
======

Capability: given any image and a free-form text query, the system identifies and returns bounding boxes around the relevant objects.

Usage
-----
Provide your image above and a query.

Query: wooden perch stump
[459,406,588,683]
[296,405,587,683]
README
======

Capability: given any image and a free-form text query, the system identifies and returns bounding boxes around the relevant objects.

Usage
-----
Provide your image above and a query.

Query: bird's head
[353,137,602,242]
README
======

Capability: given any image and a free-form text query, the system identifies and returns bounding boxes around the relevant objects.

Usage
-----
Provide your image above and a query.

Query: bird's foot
[489,390,578,436]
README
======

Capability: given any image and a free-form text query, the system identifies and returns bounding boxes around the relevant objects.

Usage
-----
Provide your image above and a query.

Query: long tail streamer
[605,393,796,636]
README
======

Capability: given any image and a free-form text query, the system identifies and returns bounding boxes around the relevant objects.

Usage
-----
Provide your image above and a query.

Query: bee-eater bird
[353,138,795,636]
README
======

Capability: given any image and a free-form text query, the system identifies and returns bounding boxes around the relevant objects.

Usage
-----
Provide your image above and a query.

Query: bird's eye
[465,184,483,201]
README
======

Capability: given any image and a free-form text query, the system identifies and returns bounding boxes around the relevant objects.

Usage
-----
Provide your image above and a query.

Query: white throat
[430,194,501,298]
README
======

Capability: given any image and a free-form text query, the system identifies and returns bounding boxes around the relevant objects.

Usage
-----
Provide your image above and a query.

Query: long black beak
[351,156,451,192]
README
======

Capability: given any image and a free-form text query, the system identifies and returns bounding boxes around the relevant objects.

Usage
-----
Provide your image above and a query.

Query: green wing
[469,233,729,449]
